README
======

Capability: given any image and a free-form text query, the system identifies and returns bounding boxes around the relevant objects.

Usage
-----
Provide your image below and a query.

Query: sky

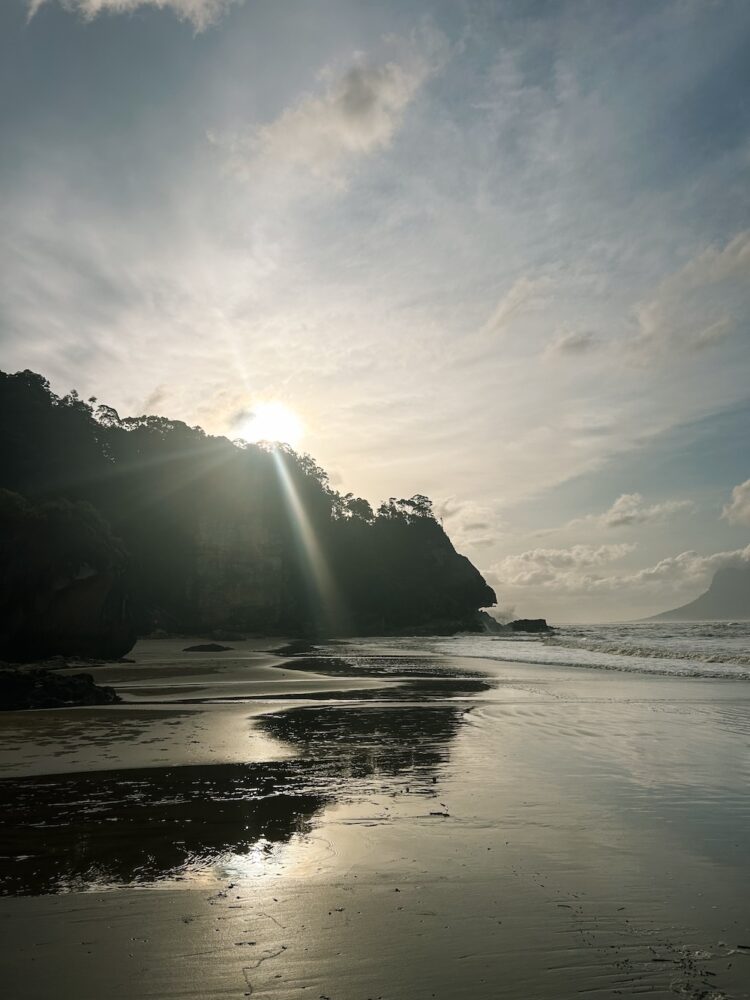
[1,0,749,621]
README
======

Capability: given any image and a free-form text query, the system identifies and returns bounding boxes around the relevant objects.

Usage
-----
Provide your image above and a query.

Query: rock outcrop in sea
[508,618,553,633]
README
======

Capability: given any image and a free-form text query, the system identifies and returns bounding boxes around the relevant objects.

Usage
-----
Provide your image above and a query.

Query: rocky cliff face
[329,515,497,635]
[187,513,285,632]
[4,568,135,661]
[182,511,496,636]
[0,492,136,662]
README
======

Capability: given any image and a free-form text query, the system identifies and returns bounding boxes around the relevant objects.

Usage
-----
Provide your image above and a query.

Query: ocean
[333,621,750,681]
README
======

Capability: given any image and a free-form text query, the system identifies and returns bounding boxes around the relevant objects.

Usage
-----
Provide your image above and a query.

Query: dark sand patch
[0,639,748,999]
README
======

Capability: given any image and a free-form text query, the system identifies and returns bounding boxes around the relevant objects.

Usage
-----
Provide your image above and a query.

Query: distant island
[649,564,750,621]
[0,369,498,661]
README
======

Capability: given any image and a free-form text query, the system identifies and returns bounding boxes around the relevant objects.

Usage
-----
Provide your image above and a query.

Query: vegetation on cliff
[0,369,496,649]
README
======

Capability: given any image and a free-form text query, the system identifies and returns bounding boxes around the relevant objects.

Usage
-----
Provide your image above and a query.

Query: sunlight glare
[241,402,303,447]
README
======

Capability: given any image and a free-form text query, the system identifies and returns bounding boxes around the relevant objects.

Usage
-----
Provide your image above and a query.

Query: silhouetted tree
[0,369,496,636]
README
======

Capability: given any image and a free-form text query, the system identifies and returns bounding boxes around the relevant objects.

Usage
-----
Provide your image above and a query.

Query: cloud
[492,543,750,595]
[26,0,240,28]
[214,37,441,186]
[621,546,750,591]
[435,496,505,549]
[480,275,552,336]
[534,493,694,538]
[493,543,636,589]
[543,329,599,359]
[581,492,694,529]
[4,0,750,621]
[722,479,750,526]
[140,385,167,413]
[630,230,750,361]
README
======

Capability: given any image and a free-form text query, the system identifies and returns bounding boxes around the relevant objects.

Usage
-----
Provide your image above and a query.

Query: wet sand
[1,638,749,999]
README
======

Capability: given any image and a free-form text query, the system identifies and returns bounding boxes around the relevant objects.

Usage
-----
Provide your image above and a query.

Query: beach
[1,632,749,999]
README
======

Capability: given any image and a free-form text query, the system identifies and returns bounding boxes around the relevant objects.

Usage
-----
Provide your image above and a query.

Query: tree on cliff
[0,369,496,637]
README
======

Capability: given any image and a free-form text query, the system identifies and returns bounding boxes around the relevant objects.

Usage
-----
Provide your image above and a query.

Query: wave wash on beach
[407,622,750,680]
[2,635,750,1000]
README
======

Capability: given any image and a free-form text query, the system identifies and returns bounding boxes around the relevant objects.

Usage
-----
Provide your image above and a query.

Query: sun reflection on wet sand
[1,639,749,999]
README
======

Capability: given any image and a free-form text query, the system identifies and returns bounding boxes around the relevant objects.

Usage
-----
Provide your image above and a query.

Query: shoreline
[1,636,749,999]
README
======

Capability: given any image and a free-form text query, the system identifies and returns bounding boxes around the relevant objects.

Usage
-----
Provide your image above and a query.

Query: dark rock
[183,643,233,652]
[474,610,508,633]
[274,639,319,657]
[0,491,136,662]
[4,569,136,662]
[508,618,553,633]
[0,667,120,711]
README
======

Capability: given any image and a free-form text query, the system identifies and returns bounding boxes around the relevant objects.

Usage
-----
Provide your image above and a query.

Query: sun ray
[271,448,345,633]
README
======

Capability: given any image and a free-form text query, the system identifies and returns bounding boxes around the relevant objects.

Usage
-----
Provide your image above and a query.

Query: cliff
[649,564,750,621]
[186,499,496,635]
[0,490,136,662]
[328,513,496,634]
[187,511,285,632]
[0,370,497,638]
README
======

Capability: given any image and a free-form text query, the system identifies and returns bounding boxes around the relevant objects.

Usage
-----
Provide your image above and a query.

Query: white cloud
[480,275,552,336]
[575,492,694,529]
[722,479,750,526]
[493,543,635,589]
[435,496,505,549]
[4,0,750,628]
[492,543,750,595]
[533,494,694,538]
[543,328,599,359]
[27,0,239,28]
[215,37,441,186]
[621,546,750,591]
[630,230,750,361]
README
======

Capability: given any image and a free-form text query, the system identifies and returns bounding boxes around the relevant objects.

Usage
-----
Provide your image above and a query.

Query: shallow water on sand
[407,621,750,679]
[0,637,749,999]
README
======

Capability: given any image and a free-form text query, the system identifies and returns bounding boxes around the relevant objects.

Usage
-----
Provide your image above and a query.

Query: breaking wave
[369,622,750,681]
[543,629,750,667]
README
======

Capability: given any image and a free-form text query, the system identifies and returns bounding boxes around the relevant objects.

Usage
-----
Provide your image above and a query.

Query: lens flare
[241,403,303,447]
[271,448,345,633]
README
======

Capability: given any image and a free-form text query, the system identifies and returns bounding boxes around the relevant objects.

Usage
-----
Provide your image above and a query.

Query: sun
[240,401,304,448]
